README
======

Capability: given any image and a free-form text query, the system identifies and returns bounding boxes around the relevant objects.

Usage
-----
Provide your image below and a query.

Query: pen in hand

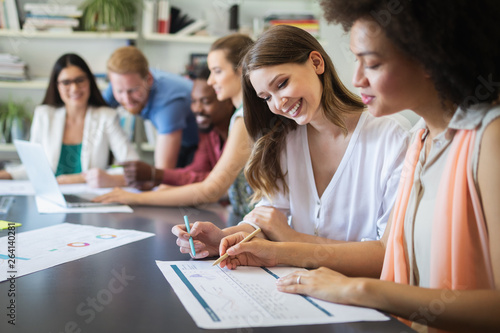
[212,228,262,266]
[184,215,196,257]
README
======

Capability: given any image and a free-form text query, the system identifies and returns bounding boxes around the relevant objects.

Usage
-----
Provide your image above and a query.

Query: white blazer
[8,105,139,180]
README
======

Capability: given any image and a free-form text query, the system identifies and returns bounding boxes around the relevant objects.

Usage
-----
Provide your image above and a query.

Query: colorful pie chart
[67,242,90,247]
[96,234,117,239]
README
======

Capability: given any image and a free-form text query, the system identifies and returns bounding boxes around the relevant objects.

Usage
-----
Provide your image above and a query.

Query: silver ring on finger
[296,275,301,284]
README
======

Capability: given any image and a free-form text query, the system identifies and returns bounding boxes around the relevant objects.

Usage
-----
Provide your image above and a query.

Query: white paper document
[0,223,154,282]
[156,260,388,329]
[0,180,34,195]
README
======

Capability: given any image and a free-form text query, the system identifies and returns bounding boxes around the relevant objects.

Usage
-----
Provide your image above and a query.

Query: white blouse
[7,105,139,179]
[257,112,411,241]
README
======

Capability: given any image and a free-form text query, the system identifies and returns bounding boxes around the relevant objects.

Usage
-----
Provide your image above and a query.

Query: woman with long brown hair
[173,25,410,258]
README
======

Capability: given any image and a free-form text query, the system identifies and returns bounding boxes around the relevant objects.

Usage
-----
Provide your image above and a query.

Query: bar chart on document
[156,261,388,329]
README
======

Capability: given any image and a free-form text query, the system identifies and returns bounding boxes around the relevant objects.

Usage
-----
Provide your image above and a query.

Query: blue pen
[183,215,196,257]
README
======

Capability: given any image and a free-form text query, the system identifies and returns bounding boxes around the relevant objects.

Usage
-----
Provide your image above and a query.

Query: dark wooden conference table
[0,195,414,333]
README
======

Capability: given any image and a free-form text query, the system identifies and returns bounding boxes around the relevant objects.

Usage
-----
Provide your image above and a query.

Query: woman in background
[95,34,255,218]
[0,53,138,187]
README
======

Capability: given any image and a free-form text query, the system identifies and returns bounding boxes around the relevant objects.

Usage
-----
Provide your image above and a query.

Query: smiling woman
[171,25,411,262]
[0,53,139,187]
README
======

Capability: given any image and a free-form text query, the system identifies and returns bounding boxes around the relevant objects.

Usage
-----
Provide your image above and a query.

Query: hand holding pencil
[215,229,279,269]
[171,221,227,259]
[213,228,261,266]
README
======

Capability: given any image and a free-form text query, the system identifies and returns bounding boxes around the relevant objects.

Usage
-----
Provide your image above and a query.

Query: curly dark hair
[320,0,500,107]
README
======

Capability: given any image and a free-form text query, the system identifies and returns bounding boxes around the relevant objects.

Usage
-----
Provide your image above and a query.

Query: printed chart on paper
[0,223,154,282]
[156,260,388,329]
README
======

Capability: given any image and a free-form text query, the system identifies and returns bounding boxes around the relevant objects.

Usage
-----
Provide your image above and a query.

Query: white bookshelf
[0,77,108,90]
[142,33,217,44]
[0,29,138,40]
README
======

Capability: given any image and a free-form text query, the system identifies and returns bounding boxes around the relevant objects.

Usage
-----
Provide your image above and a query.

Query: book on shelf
[157,0,170,34]
[23,3,82,17]
[1,0,21,31]
[22,2,82,32]
[174,19,207,36]
[0,53,28,81]
[0,0,5,29]
[169,7,195,34]
[263,11,320,38]
[142,0,156,35]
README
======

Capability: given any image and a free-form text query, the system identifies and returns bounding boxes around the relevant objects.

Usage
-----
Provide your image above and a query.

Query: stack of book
[264,12,320,38]
[22,3,82,32]
[0,53,28,81]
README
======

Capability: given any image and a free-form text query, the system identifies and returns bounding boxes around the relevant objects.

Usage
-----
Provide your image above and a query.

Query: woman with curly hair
[173,25,410,258]
[217,1,500,332]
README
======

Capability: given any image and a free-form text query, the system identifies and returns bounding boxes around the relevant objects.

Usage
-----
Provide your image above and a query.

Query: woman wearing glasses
[0,53,139,187]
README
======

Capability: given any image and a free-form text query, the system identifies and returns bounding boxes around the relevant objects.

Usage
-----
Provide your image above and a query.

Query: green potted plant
[80,0,139,32]
[0,98,32,143]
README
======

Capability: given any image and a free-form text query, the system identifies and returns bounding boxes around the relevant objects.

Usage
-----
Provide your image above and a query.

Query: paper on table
[35,196,133,214]
[0,223,154,282]
[156,260,388,329]
[0,180,34,195]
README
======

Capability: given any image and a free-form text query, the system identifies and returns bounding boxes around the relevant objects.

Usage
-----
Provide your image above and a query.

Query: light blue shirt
[104,69,198,147]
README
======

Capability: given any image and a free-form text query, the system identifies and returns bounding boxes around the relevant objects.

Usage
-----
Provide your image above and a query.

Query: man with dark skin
[120,66,235,190]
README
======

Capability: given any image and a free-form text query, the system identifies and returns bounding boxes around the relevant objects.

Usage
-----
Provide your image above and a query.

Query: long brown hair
[242,25,364,202]
[209,33,254,70]
[42,53,107,107]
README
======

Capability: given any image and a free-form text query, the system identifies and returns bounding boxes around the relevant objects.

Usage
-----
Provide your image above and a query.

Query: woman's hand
[276,267,360,305]
[92,188,139,204]
[85,168,125,188]
[171,221,226,259]
[243,206,294,241]
[0,170,13,180]
[218,232,280,269]
[56,173,85,184]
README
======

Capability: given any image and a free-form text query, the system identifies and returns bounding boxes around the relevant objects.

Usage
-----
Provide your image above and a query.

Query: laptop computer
[13,139,115,208]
